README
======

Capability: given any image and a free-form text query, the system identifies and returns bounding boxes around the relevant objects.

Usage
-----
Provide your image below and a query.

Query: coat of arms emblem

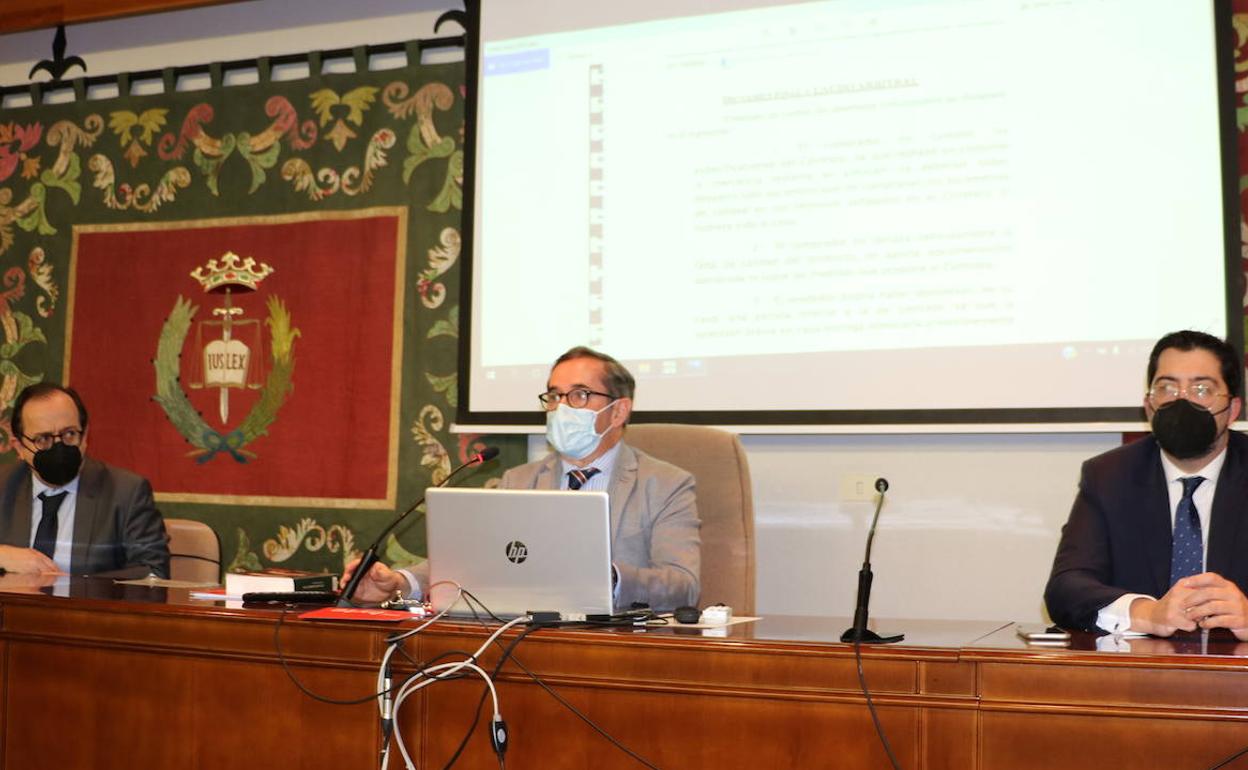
[153,251,299,463]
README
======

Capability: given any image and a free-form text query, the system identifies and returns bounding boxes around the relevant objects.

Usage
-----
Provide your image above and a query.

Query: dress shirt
[1096,447,1226,632]
[559,443,620,491]
[28,475,81,574]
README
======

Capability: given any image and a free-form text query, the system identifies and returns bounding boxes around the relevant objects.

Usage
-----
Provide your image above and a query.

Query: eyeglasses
[538,388,615,411]
[1146,381,1228,409]
[20,427,83,452]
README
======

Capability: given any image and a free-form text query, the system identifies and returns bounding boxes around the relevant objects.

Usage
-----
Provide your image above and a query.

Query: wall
[1,0,1130,623]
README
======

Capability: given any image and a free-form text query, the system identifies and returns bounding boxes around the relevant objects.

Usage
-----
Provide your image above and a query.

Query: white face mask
[545,401,615,460]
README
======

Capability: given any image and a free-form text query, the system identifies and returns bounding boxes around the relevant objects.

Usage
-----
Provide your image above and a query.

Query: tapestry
[0,45,524,574]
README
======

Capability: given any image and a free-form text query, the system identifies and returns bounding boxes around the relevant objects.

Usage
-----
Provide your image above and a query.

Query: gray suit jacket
[500,442,701,611]
[0,457,170,577]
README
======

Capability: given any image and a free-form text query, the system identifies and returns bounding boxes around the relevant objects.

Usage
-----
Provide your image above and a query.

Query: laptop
[425,487,614,618]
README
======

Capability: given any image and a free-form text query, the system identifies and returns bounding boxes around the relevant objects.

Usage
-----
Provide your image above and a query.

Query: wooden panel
[0,1,242,34]
[5,636,379,769]
[417,676,931,770]
[981,712,1248,769]
[1,601,380,665]
[980,660,1248,710]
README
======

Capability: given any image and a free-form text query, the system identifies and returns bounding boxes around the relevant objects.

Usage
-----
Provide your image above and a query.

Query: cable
[1208,745,1248,769]
[446,593,662,770]
[385,615,527,770]
[168,552,221,565]
[272,606,383,706]
[393,660,502,770]
[854,638,902,770]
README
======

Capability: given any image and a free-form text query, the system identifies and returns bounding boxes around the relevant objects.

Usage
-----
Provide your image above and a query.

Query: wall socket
[839,473,879,502]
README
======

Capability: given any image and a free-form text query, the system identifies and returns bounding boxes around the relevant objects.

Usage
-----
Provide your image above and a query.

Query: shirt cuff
[1097,592,1151,633]
[395,568,423,601]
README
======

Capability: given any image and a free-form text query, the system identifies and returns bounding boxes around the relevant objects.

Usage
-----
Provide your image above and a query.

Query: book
[224,568,339,596]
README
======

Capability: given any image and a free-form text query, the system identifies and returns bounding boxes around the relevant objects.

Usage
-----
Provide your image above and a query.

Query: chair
[164,518,222,583]
[624,424,756,615]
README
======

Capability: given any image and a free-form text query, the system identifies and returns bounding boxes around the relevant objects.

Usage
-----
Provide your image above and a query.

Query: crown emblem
[189,251,275,293]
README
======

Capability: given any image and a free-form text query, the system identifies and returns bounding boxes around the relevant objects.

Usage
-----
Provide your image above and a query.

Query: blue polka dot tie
[567,467,600,490]
[1170,476,1205,586]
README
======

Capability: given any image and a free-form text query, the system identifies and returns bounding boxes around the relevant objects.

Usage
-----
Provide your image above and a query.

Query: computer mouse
[674,605,701,624]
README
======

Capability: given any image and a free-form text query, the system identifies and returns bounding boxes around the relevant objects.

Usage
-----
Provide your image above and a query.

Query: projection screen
[458,0,1240,428]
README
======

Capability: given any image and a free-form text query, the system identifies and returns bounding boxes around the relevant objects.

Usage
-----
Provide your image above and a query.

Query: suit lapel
[1207,436,1247,577]
[69,458,104,574]
[1138,441,1173,593]
[532,454,562,491]
[607,443,638,543]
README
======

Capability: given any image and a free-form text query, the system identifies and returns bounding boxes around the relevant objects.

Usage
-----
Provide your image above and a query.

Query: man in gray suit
[0,383,169,577]
[346,347,701,611]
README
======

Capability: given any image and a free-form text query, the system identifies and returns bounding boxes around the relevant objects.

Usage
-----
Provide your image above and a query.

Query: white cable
[376,591,525,769]
[392,661,500,770]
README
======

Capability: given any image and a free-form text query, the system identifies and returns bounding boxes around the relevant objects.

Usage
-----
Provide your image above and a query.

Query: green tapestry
[0,44,524,576]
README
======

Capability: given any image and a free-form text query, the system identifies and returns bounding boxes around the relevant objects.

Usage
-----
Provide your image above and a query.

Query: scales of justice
[187,251,275,425]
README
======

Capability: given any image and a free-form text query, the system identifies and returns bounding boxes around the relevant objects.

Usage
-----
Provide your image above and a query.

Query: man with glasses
[0,383,169,577]
[346,346,701,610]
[1045,330,1248,637]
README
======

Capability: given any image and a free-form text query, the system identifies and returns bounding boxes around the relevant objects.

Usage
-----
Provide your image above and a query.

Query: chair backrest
[164,518,222,583]
[624,424,756,615]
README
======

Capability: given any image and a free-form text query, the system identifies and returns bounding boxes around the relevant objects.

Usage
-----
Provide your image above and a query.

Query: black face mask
[32,442,83,487]
[1151,399,1226,460]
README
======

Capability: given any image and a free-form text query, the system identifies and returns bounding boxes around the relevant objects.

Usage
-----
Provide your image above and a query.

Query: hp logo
[505,540,528,564]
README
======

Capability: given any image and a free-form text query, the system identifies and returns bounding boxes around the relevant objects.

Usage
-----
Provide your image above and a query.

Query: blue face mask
[546,401,615,460]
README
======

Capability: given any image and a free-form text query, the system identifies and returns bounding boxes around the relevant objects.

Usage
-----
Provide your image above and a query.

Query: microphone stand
[840,478,904,644]
[337,447,498,607]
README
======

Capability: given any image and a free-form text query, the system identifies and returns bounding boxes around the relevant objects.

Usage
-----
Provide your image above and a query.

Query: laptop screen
[425,487,614,618]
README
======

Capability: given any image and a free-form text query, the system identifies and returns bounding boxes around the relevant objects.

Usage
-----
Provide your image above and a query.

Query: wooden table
[1,577,1246,769]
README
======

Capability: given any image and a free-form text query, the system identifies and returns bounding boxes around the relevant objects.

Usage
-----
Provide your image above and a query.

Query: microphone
[840,477,904,644]
[337,446,499,607]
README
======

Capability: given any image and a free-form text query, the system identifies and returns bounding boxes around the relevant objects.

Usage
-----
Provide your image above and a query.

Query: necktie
[1170,476,1205,585]
[567,467,600,490]
[33,491,68,560]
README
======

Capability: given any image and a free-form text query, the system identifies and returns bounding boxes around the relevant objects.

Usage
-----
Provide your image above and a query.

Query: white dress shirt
[29,475,81,574]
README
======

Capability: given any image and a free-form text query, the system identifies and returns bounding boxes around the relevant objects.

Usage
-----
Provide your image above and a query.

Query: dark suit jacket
[0,457,170,577]
[1044,432,1248,631]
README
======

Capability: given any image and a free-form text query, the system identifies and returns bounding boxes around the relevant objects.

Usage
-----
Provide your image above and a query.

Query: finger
[1198,613,1248,630]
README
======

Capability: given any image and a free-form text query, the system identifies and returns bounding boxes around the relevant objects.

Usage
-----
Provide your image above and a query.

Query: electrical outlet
[839,473,878,502]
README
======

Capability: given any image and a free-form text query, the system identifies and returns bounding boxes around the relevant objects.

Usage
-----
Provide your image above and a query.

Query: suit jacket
[1044,432,1248,631]
[0,457,170,578]
[500,442,702,611]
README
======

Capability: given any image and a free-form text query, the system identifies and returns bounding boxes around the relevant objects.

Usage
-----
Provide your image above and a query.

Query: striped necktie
[567,467,600,490]
[1170,475,1205,585]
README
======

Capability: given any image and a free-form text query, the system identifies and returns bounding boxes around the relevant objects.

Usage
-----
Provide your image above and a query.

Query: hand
[1177,572,1248,639]
[0,571,61,594]
[0,545,61,575]
[1128,581,1202,637]
[341,558,410,604]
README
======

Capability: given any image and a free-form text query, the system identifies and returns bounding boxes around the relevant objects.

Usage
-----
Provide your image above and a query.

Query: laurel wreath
[153,294,299,463]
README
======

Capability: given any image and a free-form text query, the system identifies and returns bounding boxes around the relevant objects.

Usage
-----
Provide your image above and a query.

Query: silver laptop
[425,487,614,618]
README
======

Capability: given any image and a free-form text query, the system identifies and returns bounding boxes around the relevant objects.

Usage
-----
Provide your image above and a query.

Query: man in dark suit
[0,383,169,577]
[1045,330,1248,637]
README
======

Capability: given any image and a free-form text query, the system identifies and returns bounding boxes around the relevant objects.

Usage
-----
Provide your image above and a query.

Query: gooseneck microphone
[337,446,499,607]
[840,477,904,644]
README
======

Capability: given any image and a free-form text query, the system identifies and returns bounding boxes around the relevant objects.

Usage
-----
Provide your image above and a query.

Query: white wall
[526,431,1121,623]
[1,0,1129,624]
